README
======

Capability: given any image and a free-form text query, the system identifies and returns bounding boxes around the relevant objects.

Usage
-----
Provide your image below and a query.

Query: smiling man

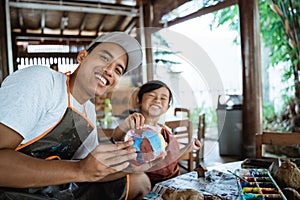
[0,32,151,200]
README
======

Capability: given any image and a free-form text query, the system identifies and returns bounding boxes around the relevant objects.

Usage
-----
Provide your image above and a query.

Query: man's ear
[77,50,88,63]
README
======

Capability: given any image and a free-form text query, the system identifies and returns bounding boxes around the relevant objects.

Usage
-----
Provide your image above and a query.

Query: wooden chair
[196,113,205,162]
[256,131,300,158]
[165,118,194,172]
[174,107,190,118]
[166,108,206,172]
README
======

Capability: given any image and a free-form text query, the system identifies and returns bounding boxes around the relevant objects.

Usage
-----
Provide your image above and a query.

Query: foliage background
[213,0,300,131]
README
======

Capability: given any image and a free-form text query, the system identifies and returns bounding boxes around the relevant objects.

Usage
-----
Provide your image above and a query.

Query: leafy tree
[268,0,300,98]
[213,0,300,131]
[214,0,299,98]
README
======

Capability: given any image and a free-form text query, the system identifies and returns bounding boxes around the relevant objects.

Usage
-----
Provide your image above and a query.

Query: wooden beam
[167,0,238,27]
[40,10,45,34]
[14,33,95,45]
[152,0,189,27]
[115,16,129,31]
[60,11,68,35]
[18,52,78,58]
[17,8,25,33]
[0,0,9,83]
[124,18,136,34]
[143,2,154,81]
[96,15,107,35]
[239,0,262,158]
[9,1,139,17]
[78,13,88,36]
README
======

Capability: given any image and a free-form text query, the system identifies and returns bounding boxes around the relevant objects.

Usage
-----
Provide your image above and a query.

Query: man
[0,32,151,199]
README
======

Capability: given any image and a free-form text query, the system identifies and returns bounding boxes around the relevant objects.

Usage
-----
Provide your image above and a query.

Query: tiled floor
[201,139,241,167]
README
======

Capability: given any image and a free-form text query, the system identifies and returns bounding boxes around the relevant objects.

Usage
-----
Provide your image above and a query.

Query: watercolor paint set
[235,169,286,200]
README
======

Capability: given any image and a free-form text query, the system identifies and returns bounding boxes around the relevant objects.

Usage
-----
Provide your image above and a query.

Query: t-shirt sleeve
[0,66,57,137]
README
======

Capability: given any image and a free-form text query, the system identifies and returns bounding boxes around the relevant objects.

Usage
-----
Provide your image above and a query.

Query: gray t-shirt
[0,66,98,159]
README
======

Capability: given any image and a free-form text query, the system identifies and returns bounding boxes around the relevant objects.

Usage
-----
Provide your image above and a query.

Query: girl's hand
[119,113,145,132]
[192,138,202,150]
[112,113,145,142]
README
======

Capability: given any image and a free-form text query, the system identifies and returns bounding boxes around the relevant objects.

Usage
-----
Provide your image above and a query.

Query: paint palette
[235,169,287,200]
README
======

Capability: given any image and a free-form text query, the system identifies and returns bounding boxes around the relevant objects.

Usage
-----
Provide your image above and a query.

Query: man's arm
[0,123,137,188]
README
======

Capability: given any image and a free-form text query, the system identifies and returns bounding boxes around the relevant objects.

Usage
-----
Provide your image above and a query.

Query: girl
[113,80,201,187]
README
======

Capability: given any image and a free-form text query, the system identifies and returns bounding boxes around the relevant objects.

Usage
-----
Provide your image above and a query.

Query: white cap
[87,32,143,73]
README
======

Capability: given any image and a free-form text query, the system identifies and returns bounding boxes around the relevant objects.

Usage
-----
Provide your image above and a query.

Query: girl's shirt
[146,125,180,187]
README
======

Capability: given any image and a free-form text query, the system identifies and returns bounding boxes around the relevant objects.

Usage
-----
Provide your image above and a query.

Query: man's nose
[104,64,113,76]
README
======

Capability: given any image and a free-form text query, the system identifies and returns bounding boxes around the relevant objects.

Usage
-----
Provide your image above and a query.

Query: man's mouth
[95,74,108,85]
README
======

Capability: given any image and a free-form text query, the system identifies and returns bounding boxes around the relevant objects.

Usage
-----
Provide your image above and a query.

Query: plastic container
[217,94,243,156]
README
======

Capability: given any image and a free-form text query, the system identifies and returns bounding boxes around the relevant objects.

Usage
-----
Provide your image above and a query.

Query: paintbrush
[227,170,248,182]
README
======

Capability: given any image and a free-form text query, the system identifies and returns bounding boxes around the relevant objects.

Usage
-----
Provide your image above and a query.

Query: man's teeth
[96,75,107,85]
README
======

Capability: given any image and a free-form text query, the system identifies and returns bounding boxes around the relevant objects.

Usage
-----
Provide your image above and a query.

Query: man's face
[75,42,128,101]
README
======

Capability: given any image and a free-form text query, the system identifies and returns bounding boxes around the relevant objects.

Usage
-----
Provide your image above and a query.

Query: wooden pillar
[0,0,9,83]
[143,3,154,81]
[136,0,155,83]
[11,34,18,72]
[239,0,262,158]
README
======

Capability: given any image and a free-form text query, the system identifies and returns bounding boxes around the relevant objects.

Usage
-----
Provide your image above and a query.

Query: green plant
[213,1,300,131]
[268,0,300,98]
[190,106,217,131]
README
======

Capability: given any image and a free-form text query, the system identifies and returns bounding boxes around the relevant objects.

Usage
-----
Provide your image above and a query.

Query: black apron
[0,75,127,200]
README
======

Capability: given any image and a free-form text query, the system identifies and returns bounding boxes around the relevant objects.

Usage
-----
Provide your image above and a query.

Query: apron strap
[65,72,71,107]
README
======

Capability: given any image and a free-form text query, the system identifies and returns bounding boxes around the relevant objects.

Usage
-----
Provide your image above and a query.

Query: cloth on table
[144,170,240,200]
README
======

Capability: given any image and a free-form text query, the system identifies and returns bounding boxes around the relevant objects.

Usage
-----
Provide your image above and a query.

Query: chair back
[196,113,205,162]
[174,107,190,118]
[165,118,194,172]
[256,131,300,158]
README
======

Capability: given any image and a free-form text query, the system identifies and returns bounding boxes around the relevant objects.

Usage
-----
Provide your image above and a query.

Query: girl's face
[140,87,170,118]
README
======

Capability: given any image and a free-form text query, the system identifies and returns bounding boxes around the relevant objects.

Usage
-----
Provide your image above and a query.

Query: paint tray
[235,168,287,200]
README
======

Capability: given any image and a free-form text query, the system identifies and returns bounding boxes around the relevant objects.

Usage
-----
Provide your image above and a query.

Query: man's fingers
[123,156,164,173]
[91,148,137,165]
[95,139,134,152]
[110,161,131,172]
[104,153,137,167]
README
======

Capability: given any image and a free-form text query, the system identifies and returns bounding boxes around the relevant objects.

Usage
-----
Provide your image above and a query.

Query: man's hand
[78,138,137,182]
[123,156,164,173]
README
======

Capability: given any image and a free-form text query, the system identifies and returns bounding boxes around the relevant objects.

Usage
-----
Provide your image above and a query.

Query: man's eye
[100,55,109,62]
[115,67,123,75]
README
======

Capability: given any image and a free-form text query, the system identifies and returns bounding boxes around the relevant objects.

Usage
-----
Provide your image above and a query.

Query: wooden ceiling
[9,0,139,45]
[8,0,190,45]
